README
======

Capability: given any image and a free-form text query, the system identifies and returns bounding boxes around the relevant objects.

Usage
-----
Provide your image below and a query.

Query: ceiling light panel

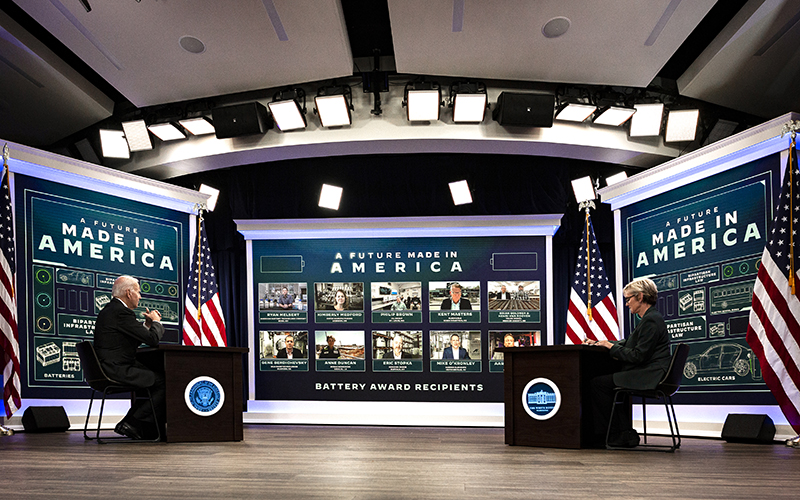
[121,120,152,151]
[665,109,700,142]
[269,100,307,131]
[179,117,216,135]
[315,95,351,127]
[407,90,441,121]
[629,103,664,137]
[453,94,487,122]
[147,123,186,141]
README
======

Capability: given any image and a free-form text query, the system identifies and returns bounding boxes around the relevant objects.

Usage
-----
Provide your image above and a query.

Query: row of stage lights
[99,81,705,159]
[204,176,616,213]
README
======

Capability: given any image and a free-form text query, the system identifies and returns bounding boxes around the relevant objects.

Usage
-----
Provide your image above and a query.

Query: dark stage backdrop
[172,152,628,363]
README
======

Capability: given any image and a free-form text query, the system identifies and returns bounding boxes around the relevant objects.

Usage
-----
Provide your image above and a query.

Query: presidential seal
[521,377,561,421]
[184,376,225,416]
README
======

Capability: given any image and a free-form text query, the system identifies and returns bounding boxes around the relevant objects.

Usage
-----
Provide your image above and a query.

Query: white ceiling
[1,0,799,164]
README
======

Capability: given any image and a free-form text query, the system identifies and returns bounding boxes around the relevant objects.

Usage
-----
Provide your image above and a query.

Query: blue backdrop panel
[619,153,781,404]
[14,174,190,399]
[252,235,547,403]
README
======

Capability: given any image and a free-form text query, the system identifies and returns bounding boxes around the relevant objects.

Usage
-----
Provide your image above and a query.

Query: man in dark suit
[442,333,470,360]
[382,334,412,359]
[496,285,510,300]
[94,275,164,440]
[276,334,304,358]
[439,283,472,310]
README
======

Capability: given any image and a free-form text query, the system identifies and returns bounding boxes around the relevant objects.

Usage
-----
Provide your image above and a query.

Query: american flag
[565,213,619,345]
[1,160,21,418]
[747,139,800,433]
[183,216,227,347]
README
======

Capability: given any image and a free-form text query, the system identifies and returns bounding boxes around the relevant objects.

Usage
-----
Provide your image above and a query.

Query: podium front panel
[139,345,247,443]
[501,346,616,449]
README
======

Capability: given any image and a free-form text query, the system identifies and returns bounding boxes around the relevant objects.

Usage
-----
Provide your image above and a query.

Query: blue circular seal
[184,376,225,416]
[521,377,561,420]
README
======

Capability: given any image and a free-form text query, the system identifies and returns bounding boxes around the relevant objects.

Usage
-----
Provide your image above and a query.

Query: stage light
[179,117,215,136]
[555,103,596,123]
[450,82,487,123]
[449,180,473,205]
[198,184,220,212]
[319,184,343,210]
[269,89,307,131]
[594,106,636,127]
[121,119,152,152]
[99,129,130,159]
[571,176,596,203]
[665,109,700,142]
[404,82,441,121]
[314,86,352,127]
[147,122,186,141]
[629,103,664,137]
[605,172,628,186]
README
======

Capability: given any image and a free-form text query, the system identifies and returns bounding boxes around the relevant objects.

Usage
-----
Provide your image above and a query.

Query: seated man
[94,275,165,440]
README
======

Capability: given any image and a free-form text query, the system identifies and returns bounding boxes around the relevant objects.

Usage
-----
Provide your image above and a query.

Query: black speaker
[721,414,775,443]
[212,102,272,139]
[492,92,555,127]
[21,406,70,433]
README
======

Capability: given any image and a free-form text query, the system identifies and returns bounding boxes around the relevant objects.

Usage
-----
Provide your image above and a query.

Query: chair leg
[641,397,648,444]
[605,390,625,449]
[666,395,681,450]
[83,390,97,441]
[145,388,162,442]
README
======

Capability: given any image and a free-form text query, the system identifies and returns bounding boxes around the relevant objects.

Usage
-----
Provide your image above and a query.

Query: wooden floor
[1,424,798,499]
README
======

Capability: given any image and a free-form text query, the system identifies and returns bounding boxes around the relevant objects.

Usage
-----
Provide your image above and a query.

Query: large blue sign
[628,175,769,279]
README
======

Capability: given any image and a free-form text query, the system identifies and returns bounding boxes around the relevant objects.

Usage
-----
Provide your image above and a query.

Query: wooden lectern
[498,345,618,449]
[138,345,248,443]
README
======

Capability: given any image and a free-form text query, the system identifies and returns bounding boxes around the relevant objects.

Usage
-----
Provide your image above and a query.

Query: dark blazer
[276,347,304,358]
[442,346,470,359]
[610,307,671,390]
[383,350,412,359]
[93,298,164,388]
[440,297,472,310]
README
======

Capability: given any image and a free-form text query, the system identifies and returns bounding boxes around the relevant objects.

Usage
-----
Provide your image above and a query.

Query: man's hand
[143,308,162,326]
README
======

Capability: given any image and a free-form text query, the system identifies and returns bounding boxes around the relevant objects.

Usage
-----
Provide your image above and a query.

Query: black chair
[75,341,161,443]
[606,343,690,452]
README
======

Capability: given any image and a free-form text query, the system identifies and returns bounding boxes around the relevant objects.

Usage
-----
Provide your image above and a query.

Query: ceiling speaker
[213,102,272,139]
[493,92,555,128]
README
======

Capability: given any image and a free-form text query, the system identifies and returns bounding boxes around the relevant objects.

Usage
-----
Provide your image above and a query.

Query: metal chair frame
[606,343,690,452]
[76,341,161,444]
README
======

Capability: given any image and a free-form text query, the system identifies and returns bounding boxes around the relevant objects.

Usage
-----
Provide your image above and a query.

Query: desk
[138,345,248,443]
[498,345,618,449]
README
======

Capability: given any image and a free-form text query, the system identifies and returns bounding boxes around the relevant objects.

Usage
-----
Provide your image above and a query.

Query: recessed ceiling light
[542,17,571,38]
[179,36,206,54]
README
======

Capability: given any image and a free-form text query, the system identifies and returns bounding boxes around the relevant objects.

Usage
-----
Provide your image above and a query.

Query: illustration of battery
[693,289,705,312]
[490,252,538,271]
[260,255,305,273]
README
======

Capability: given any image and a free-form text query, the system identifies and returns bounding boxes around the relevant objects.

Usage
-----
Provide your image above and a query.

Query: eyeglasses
[624,295,636,303]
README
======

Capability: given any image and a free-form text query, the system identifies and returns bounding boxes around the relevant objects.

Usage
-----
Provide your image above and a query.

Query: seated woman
[585,277,670,448]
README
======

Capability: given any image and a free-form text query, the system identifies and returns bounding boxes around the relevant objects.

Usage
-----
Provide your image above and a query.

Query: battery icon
[489,252,538,271]
[260,255,305,273]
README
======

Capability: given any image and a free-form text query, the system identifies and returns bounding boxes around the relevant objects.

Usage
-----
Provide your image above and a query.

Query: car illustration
[683,343,755,379]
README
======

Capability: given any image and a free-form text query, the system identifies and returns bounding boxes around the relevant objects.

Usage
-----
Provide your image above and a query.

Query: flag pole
[579,199,596,321]
[1,145,14,436]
